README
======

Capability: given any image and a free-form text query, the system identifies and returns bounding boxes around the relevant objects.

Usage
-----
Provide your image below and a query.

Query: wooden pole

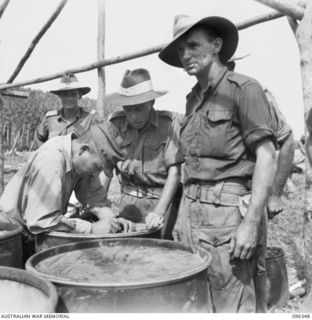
[255,0,312,296]
[288,3,312,295]
[0,95,3,195]
[254,0,304,20]
[6,0,68,83]
[236,10,283,30]
[0,0,10,20]
[0,9,287,91]
[97,0,106,117]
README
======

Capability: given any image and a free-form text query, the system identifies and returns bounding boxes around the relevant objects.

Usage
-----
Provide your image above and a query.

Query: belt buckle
[212,196,221,205]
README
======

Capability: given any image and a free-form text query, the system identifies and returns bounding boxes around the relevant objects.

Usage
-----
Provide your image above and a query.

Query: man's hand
[229,219,258,260]
[267,195,284,219]
[91,217,120,234]
[116,217,135,233]
[145,212,164,230]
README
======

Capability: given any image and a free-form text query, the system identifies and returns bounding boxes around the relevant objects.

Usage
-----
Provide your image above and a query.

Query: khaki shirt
[36,108,101,144]
[0,134,107,234]
[263,88,292,145]
[181,67,278,184]
[109,108,183,188]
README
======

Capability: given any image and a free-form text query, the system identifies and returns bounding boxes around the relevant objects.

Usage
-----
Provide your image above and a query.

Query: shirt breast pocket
[201,110,233,158]
[143,140,167,173]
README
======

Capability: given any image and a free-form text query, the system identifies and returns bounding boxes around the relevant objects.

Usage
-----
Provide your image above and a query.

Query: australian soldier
[35,73,101,146]
[226,56,294,312]
[35,74,103,215]
[0,122,133,259]
[159,15,278,312]
[103,68,183,239]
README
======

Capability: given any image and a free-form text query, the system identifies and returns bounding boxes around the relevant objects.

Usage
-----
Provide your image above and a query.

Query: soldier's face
[123,102,152,129]
[59,90,80,108]
[177,28,222,77]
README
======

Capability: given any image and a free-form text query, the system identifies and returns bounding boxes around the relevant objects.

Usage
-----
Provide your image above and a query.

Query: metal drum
[266,246,290,307]
[26,238,211,313]
[35,226,161,251]
[0,266,58,312]
[0,223,23,268]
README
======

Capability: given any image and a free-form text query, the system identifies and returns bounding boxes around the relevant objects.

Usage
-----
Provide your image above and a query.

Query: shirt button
[213,238,218,245]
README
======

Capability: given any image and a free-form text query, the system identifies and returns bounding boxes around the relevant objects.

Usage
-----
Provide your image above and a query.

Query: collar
[121,107,159,134]
[58,107,81,122]
[63,133,75,173]
[190,66,228,99]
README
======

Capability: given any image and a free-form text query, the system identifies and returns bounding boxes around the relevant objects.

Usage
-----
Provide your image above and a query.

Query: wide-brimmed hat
[103,68,167,106]
[50,74,91,96]
[159,15,239,68]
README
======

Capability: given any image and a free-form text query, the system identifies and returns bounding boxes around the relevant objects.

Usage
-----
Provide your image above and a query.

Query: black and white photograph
[0,0,310,317]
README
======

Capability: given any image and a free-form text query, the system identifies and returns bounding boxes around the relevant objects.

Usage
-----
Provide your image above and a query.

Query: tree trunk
[97,0,106,117]
[255,0,312,294]
[296,4,312,295]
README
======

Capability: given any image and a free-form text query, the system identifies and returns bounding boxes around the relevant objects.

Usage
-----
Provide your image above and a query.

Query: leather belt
[122,185,163,199]
[184,183,245,206]
[196,177,251,188]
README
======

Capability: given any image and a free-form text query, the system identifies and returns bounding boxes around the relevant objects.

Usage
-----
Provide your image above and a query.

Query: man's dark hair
[226,61,236,71]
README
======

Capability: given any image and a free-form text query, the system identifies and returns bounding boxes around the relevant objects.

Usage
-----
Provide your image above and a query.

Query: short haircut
[226,61,236,71]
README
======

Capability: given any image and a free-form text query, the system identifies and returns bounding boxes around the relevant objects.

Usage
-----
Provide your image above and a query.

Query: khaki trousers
[174,182,265,313]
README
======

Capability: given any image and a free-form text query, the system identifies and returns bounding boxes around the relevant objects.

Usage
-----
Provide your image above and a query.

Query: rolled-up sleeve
[164,116,185,168]
[264,89,292,146]
[238,82,278,152]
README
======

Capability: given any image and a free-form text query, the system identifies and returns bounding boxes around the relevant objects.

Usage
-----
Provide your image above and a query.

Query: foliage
[2,88,115,150]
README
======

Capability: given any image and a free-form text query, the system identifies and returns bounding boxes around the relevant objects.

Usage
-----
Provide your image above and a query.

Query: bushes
[2,88,114,151]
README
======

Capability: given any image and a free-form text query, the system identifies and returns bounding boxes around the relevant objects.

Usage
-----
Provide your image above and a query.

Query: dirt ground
[2,152,310,312]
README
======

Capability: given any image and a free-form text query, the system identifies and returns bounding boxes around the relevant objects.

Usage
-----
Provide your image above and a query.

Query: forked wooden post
[255,0,312,295]
[0,95,4,195]
[97,0,106,117]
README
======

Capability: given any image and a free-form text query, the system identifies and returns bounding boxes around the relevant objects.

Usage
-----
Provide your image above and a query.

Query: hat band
[118,80,153,96]
[55,82,81,90]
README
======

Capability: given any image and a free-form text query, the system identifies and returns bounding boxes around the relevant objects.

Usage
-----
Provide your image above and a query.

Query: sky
[0,0,305,139]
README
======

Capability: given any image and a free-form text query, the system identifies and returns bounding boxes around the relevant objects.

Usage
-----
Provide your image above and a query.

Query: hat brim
[103,90,168,106]
[50,87,91,96]
[159,16,239,68]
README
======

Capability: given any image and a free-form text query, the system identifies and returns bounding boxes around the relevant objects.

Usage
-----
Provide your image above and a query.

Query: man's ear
[79,144,90,155]
[213,37,223,54]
